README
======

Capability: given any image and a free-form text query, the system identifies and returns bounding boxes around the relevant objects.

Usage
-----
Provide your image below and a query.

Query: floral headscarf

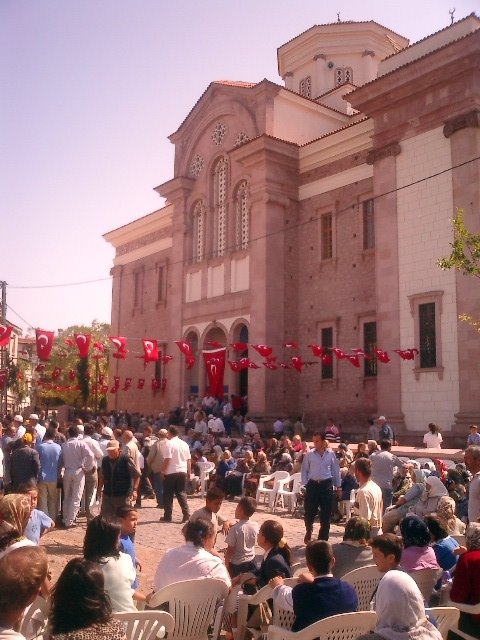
[425,476,448,499]
[0,494,31,536]
[436,496,457,534]
[466,522,480,551]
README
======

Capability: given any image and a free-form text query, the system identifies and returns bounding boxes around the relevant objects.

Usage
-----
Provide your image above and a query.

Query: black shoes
[304,529,312,544]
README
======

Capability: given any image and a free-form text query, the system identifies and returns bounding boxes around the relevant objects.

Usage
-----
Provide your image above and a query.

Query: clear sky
[1,0,476,335]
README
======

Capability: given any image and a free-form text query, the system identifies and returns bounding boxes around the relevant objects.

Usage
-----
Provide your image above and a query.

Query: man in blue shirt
[37,426,63,521]
[301,432,341,543]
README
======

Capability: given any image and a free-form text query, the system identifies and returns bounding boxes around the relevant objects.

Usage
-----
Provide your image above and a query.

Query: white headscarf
[375,571,442,640]
[425,476,448,499]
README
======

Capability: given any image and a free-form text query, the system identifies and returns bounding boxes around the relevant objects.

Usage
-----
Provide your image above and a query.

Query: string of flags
[0,323,420,395]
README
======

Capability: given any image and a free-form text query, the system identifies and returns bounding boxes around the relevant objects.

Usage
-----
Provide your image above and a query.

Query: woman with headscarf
[0,493,35,559]
[271,452,293,474]
[399,514,440,573]
[243,451,270,497]
[357,570,442,640]
[432,459,448,483]
[215,450,236,489]
[382,469,427,534]
[436,495,466,536]
[223,449,255,498]
[448,522,480,639]
[413,475,449,518]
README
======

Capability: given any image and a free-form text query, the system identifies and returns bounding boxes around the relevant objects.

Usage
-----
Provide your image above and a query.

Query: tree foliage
[35,319,110,410]
[438,208,480,278]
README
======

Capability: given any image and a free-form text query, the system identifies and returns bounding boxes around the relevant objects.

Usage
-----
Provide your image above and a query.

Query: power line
[7,153,479,290]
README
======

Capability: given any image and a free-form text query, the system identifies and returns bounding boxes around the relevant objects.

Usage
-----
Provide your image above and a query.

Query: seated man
[270,540,358,631]
[371,533,403,573]
[0,546,49,639]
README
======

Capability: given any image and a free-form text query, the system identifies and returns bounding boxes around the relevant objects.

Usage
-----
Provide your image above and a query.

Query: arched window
[192,200,206,262]
[335,66,353,87]
[213,157,228,257]
[235,180,250,251]
[299,76,312,98]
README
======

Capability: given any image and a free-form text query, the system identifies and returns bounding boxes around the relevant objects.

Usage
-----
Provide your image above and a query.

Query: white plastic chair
[147,578,229,640]
[340,489,357,520]
[197,461,216,497]
[237,577,298,640]
[256,471,290,510]
[273,473,302,513]
[19,595,49,640]
[425,607,460,640]
[408,568,442,604]
[342,565,383,611]
[267,610,376,640]
[113,610,175,640]
[451,534,466,547]
[446,600,480,640]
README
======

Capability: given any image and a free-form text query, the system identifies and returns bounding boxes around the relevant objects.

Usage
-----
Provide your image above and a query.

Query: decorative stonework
[366,141,401,165]
[116,229,170,256]
[212,121,227,145]
[235,130,250,147]
[190,154,204,177]
[443,109,480,138]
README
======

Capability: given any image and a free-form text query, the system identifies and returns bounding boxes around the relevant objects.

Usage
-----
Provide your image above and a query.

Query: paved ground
[40,494,345,593]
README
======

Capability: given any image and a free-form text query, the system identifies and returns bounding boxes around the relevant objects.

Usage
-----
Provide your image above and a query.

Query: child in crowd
[117,505,141,589]
[189,486,231,538]
[20,483,55,544]
[225,496,258,577]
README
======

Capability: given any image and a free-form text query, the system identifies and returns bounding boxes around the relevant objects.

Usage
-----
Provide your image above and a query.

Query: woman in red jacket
[449,522,480,639]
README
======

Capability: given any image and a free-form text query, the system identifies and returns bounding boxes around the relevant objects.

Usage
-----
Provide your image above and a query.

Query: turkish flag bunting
[160,378,167,391]
[284,341,298,349]
[74,333,91,358]
[248,361,260,369]
[52,367,62,380]
[68,369,76,381]
[394,348,419,361]
[101,384,109,394]
[322,354,333,366]
[251,344,273,358]
[0,369,7,388]
[0,325,13,347]
[64,338,74,347]
[36,329,55,361]
[346,354,361,367]
[94,341,105,351]
[352,348,371,360]
[35,364,45,373]
[152,378,160,391]
[228,361,243,372]
[290,356,305,372]
[175,340,193,356]
[123,377,132,391]
[279,363,290,368]
[239,358,251,370]
[186,356,195,370]
[309,344,324,358]
[230,342,248,351]
[332,347,346,360]
[375,348,390,363]
[203,348,226,397]
[263,361,278,370]
[162,355,173,365]
[109,336,128,359]
[142,339,159,363]
[137,378,145,389]
[113,376,120,389]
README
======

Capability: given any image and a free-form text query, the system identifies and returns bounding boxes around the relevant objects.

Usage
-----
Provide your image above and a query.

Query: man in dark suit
[269,540,358,631]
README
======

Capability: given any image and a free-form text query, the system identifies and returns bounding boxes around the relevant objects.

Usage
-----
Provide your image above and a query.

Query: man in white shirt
[354,458,383,536]
[465,446,480,523]
[244,417,259,437]
[61,424,95,528]
[12,415,26,441]
[82,423,104,519]
[208,415,225,436]
[28,414,46,444]
[160,426,191,523]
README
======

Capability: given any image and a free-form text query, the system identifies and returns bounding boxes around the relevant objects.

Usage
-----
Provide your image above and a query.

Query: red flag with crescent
[123,377,132,391]
[203,348,226,398]
[332,347,346,360]
[374,348,390,364]
[309,344,324,358]
[0,369,7,388]
[137,378,145,389]
[291,356,305,372]
[142,339,159,363]
[151,378,160,391]
[175,340,195,369]
[52,367,62,380]
[109,336,128,359]
[228,361,243,372]
[394,348,419,361]
[74,333,91,358]
[230,342,248,351]
[0,325,13,347]
[251,344,273,358]
[35,329,55,361]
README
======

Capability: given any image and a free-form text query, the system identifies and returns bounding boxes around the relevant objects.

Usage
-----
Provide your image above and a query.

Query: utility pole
[0,280,7,416]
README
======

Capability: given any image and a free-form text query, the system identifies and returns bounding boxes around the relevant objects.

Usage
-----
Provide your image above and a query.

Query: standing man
[353,458,383,537]
[465,446,480,523]
[61,424,95,528]
[37,426,63,521]
[28,414,46,444]
[369,439,405,511]
[100,439,141,519]
[301,432,341,543]
[82,423,104,520]
[377,416,395,442]
[147,428,168,508]
[467,425,480,447]
[160,425,191,523]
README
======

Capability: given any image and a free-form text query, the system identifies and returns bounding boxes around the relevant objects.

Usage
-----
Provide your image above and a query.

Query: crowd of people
[0,403,480,640]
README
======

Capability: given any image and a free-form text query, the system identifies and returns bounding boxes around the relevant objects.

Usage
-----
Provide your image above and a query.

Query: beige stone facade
[104,16,480,443]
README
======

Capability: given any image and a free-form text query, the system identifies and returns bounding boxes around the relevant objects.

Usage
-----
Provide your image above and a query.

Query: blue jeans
[152,473,164,508]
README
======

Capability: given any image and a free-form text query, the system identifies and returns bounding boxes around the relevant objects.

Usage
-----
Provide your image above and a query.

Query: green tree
[35,319,110,410]
[438,208,480,332]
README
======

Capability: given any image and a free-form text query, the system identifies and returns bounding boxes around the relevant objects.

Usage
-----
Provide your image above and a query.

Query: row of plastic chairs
[256,471,302,512]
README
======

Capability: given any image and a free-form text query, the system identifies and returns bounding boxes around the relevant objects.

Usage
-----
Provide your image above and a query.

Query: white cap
[14,415,23,423]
